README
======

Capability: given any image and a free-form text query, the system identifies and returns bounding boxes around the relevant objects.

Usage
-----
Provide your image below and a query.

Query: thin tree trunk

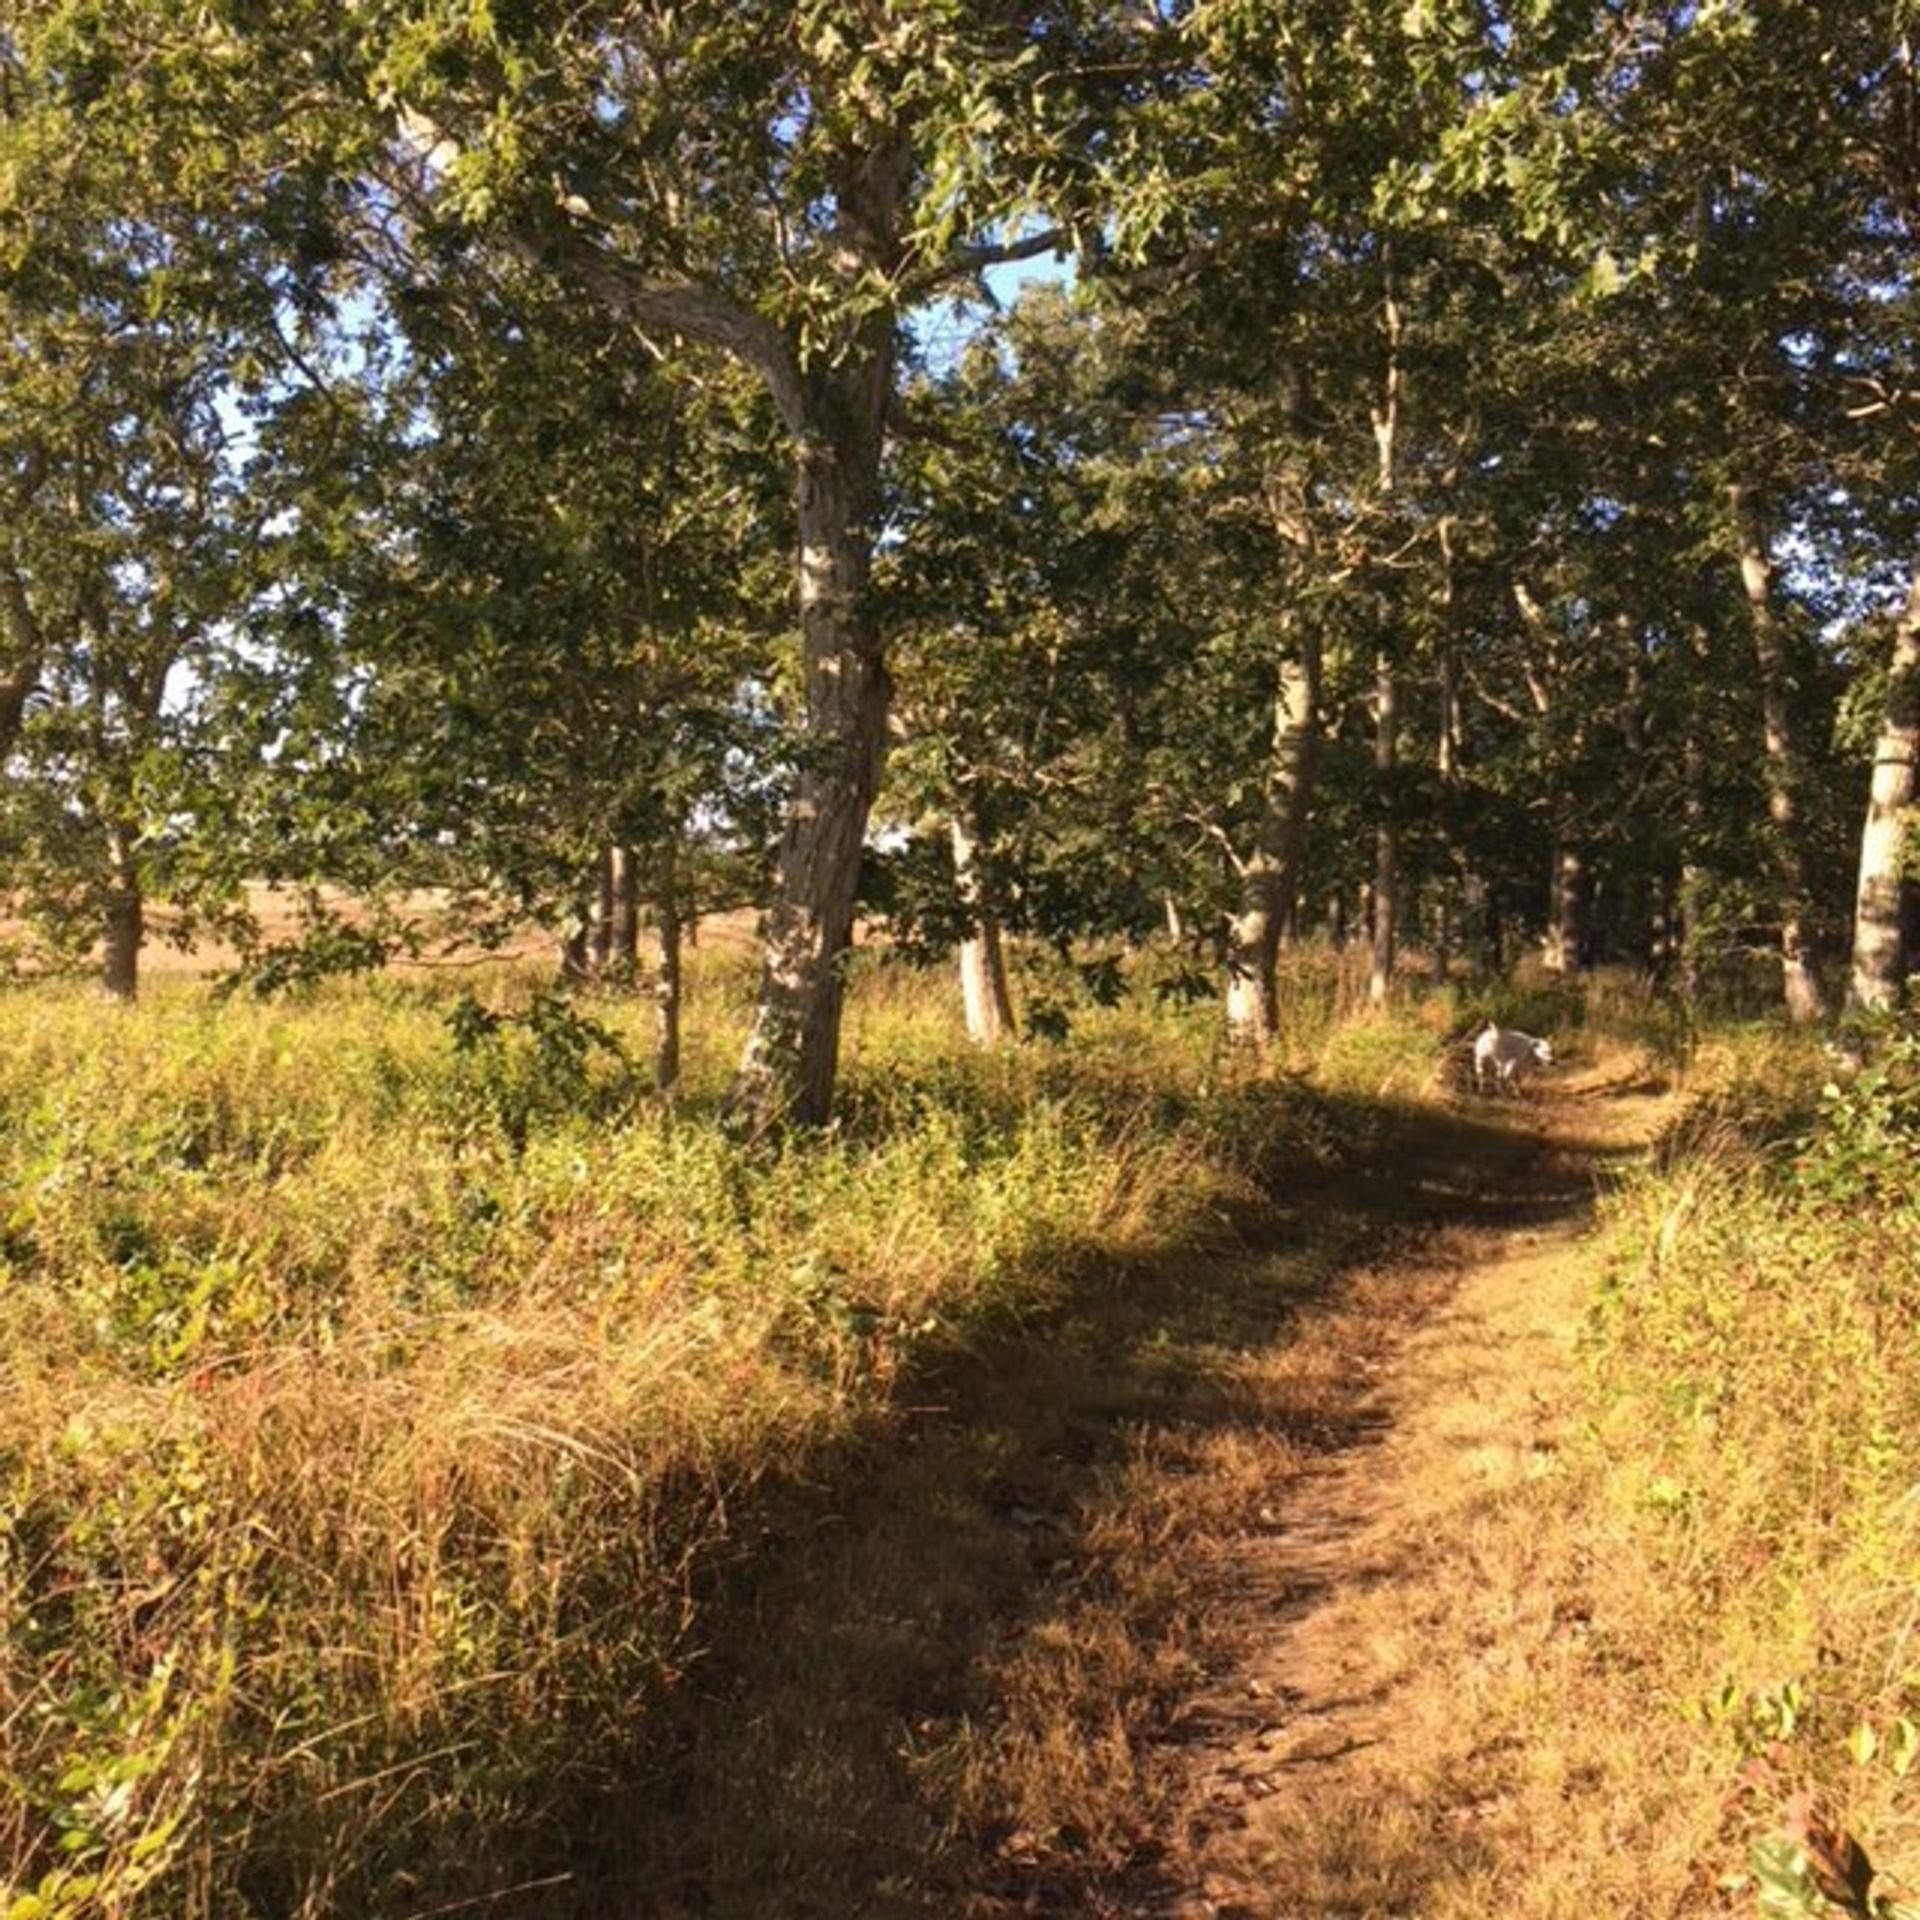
[1849,567,1920,1012]
[1680,626,1711,1000]
[101,822,141,1002]
[1432,628,1460,988]
[588,845,615,980]
[1618,638,1654,967]
[1225,631,1322,1049]
[1729,484,1827,1023]
[1369,649,1396,1005]
[655,836,683,1095]
[951,811,1015,1048]
[1547,843,1585,974]
[608,845,639,980]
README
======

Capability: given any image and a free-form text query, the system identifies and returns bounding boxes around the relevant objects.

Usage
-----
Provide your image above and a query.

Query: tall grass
[1563,1023,1920,1914]
[0,953,1365,1919]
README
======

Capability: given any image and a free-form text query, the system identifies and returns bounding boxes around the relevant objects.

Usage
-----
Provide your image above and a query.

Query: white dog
[1472,1022,1554,1096]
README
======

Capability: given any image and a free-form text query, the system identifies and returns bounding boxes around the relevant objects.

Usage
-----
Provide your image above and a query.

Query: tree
[9,0,1177,1115]
[0,72,246,997]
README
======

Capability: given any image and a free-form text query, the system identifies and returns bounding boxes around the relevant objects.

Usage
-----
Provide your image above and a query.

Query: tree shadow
[530,1086,1625,1920]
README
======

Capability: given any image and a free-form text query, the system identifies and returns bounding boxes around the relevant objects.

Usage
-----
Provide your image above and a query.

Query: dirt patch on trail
[1141,1062,1675,1919]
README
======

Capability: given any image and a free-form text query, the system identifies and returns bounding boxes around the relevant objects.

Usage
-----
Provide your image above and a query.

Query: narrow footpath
[594,1055,1679,1920]
[1141,1058,1674,1919]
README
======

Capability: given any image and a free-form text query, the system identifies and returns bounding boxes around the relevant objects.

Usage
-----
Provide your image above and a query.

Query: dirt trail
[585,1058,1681,1920]
[1144,1059,1676,1919]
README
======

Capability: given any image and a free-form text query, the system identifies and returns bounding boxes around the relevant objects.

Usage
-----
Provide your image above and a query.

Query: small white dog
[1471,1022,1554,1096]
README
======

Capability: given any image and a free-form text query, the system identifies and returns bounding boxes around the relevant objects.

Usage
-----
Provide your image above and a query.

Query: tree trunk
[588,845,615,980]
[1849,567,1920,1012]
[951,811,1015,1048]
[1225,630,1322,1049]
[1618,640,1654,967]
[608,844,639,981]
[101,822,141,1002]
[655,836,683,1095]
[1546,843,1585,974]
[0,562,46,763]
[730,394,892,1128]
[1728,486,1827,1022]
[1680,656,1710,999]
[1369,649,1396,1005]
[1432,632,1460,988]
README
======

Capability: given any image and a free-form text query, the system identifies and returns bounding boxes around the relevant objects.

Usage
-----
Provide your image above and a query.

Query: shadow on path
[549,1080,1647,1920]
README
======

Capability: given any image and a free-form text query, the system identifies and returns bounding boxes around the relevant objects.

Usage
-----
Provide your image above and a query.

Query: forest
[2,3,1919,1917]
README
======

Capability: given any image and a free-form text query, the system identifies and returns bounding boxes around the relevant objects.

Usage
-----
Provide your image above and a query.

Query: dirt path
[1143,1060,1676,1919]
[585,1059,1680,1920]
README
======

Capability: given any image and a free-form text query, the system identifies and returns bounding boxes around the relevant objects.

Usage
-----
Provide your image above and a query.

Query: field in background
[1,884,765,983]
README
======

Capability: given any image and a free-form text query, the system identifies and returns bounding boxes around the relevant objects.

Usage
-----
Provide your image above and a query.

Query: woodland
[3,4,1920,1918]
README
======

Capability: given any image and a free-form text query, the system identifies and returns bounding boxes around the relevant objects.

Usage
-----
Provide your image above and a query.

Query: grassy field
[0,941,1430,1918]
[5,948,1916,1919]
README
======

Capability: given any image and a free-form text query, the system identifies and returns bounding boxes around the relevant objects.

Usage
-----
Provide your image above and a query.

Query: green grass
[1566,1021,1920,1913]
[0,952,1389,1919]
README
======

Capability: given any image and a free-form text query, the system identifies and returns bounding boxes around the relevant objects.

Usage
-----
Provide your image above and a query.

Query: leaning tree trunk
[951,809,1015,1048]
[1225,630,1322,1049]
[730,373,893,1129]
[101,821,142,1003]
[1849,567,1920,1012]
[1369,649,1397,1005]
[1730,485,1827,1022]
[655,835,684,1095]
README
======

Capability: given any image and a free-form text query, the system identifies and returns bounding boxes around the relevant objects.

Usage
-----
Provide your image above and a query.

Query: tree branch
[527,228,813,440]
[900,226,1072,301]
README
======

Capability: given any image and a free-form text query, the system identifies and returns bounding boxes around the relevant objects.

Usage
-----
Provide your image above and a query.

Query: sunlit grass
[0,949,1375,1918]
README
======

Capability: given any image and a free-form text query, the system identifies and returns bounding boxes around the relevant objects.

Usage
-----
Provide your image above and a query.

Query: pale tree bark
[1431,517,1465,987]
[1729,484,1828,1023]
[1369,648,1397,1005]
[727,154,906,1128]
[101,821,142,1002]
[654,836,683,1095]
[1547,844,1586,975]
[607,844,639,980]
[1849,567,1920,1011]
[1512,580,1586,976]
[950,810,1015,1048]
[1366,260,1402,1007]
[587,845,615,979]
[1225,629,1322,1049]
[1618,637,1654,967]
[1431,622,1459,987]
[537,139,918,1128]
[731,407,894,1126]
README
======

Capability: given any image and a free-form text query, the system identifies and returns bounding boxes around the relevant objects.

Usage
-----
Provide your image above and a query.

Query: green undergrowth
[1580,1019,1920,1915]
[0,956,1425,1919]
